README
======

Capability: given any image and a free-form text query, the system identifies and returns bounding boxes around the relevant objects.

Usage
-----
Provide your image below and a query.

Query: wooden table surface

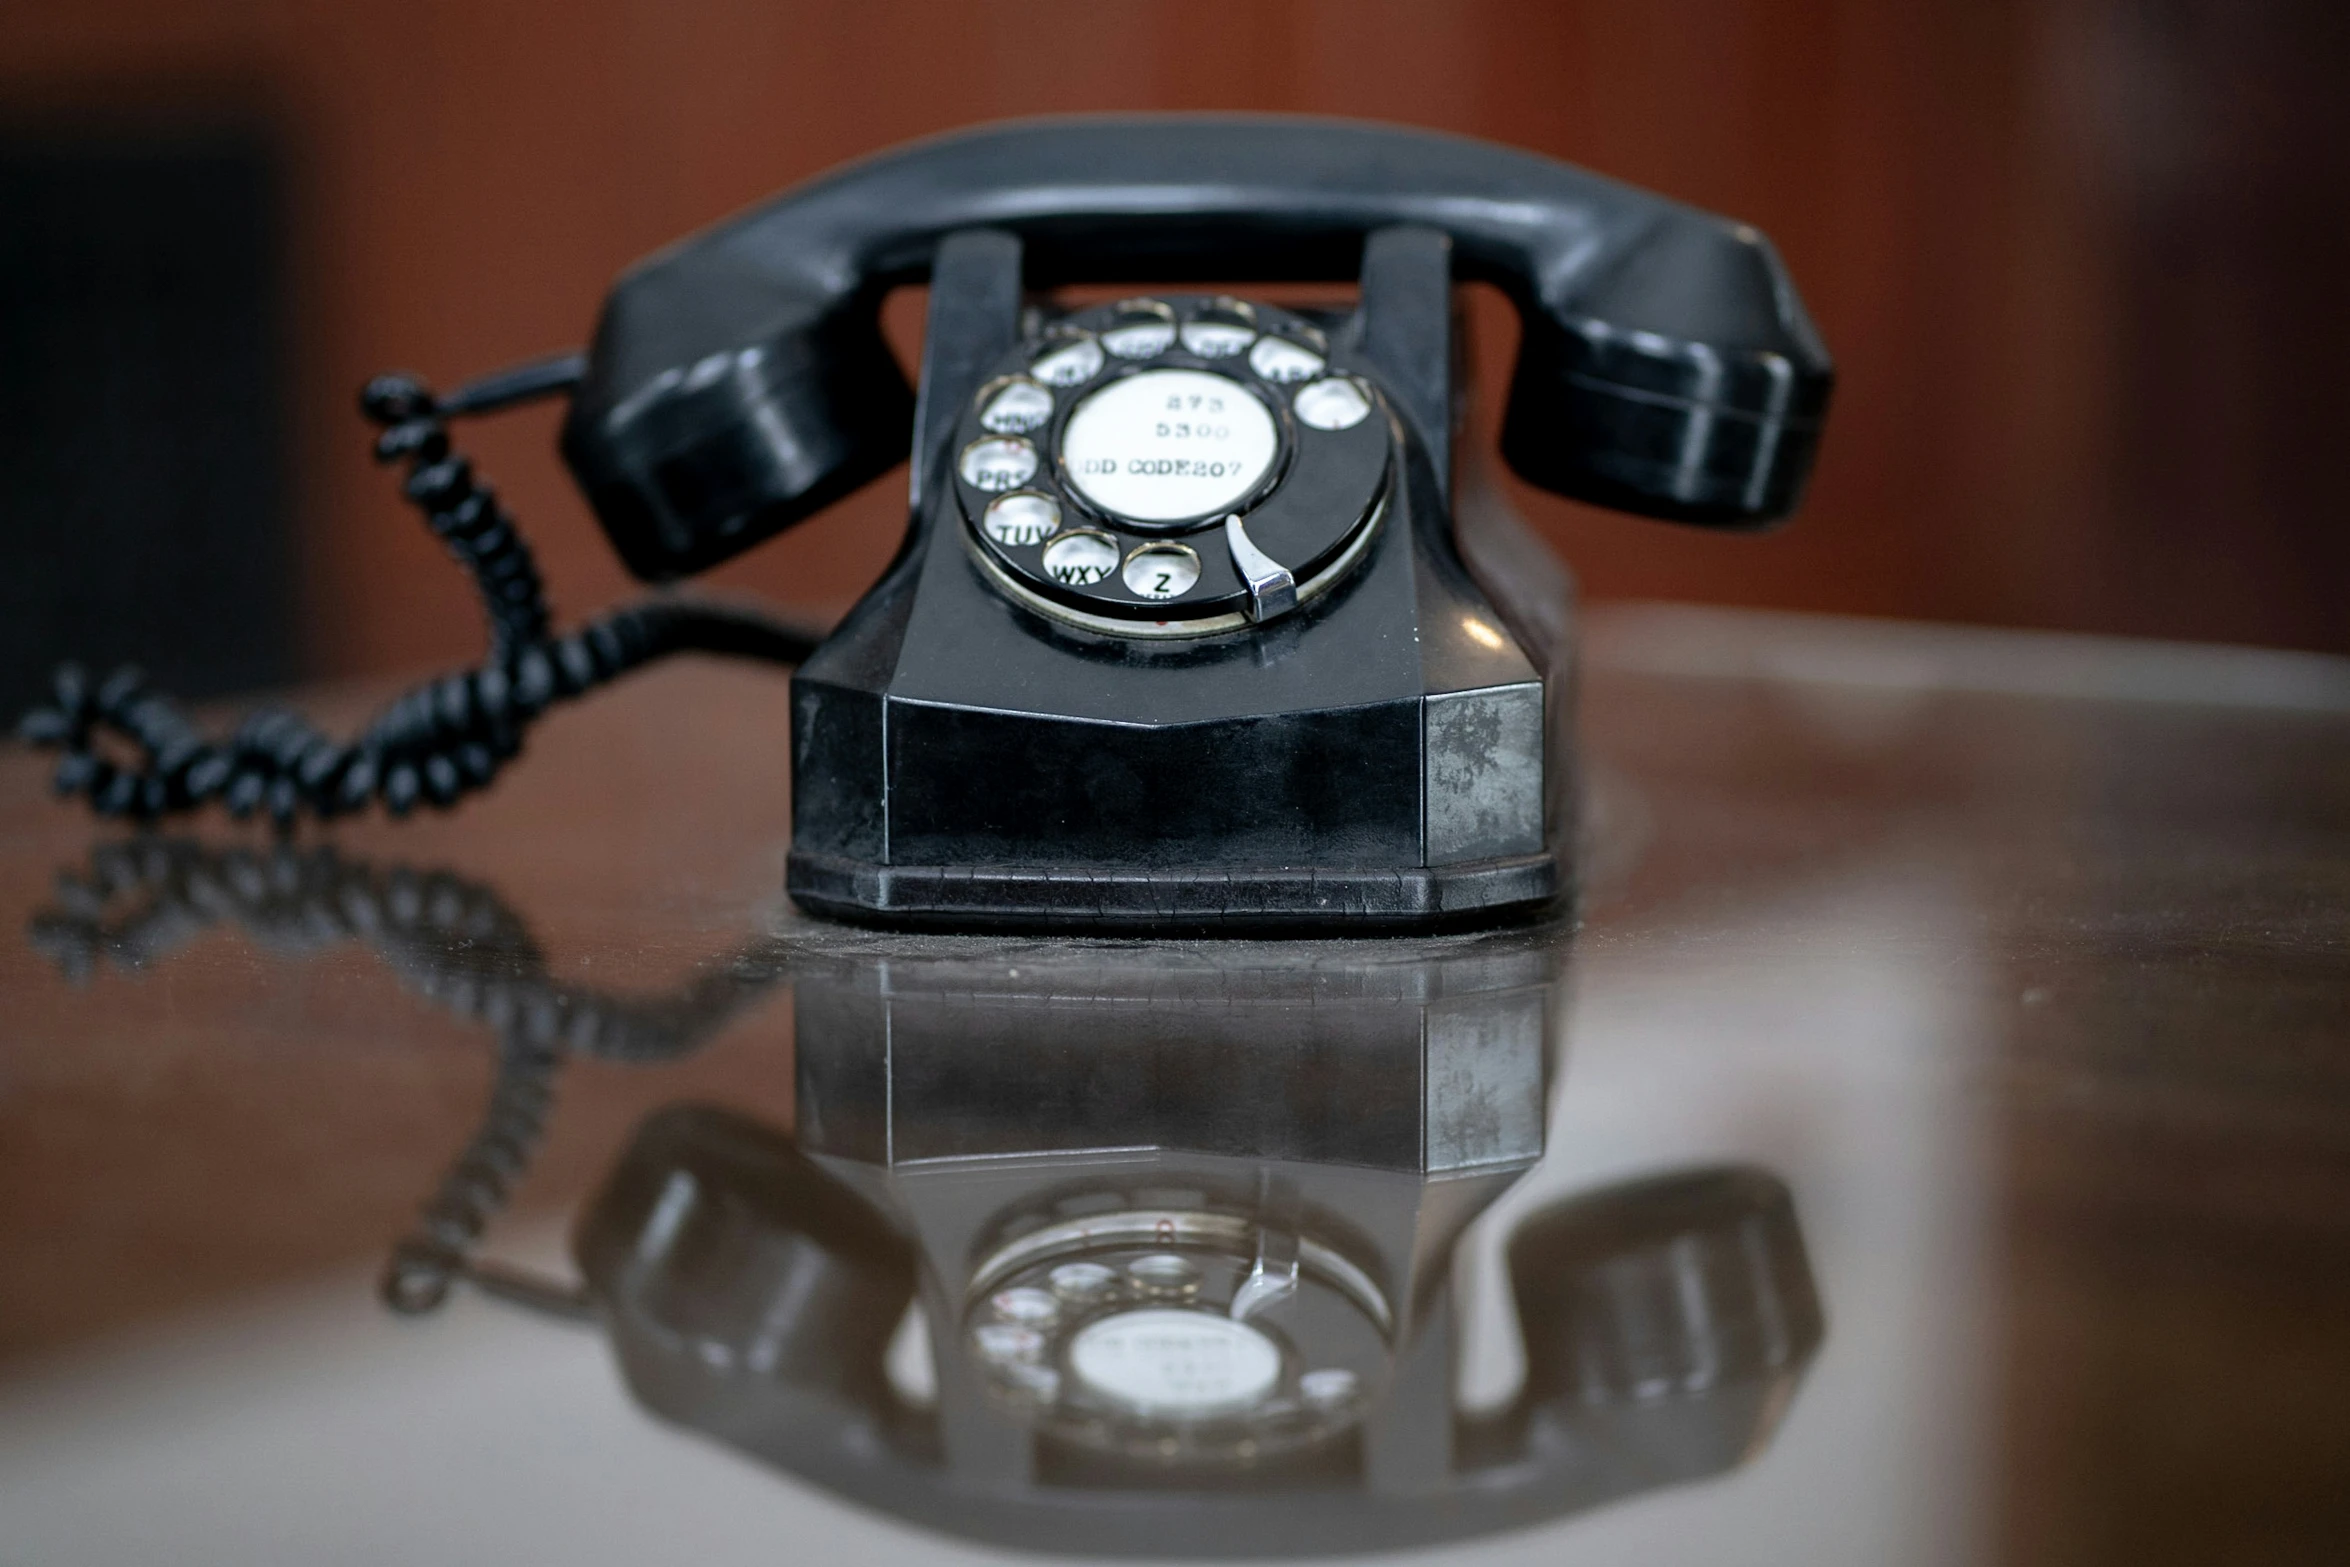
[2,604,2345,1566]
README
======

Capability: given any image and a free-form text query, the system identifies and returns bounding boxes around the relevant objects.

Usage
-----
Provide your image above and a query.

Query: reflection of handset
[578,1108,931,1462]
[22,117,1828,939]
[1477,1167,1824,1490]
[577,1105,1823,1559]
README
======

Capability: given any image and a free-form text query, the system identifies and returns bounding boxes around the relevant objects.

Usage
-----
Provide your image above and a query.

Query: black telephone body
[575,932,1825,1557]
[560,118,1831,932]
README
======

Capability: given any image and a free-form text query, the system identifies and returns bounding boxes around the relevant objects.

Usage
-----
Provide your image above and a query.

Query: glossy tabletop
[2,604,2346,1565]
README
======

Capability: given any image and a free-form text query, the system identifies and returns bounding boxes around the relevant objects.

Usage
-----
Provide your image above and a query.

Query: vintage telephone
[32,840,1824,1556]
[20,117,1832,931]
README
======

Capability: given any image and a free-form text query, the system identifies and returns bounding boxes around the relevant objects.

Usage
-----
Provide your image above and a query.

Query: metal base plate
[785,848,1561,934]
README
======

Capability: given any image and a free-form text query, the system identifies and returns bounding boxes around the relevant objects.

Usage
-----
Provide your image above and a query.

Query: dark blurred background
[1,0,2344,715]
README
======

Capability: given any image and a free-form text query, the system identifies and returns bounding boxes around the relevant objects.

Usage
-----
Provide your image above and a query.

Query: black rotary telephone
[20,117,1831,933]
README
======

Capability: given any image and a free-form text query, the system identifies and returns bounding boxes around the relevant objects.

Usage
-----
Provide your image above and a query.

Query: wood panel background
[4,0,2342,676]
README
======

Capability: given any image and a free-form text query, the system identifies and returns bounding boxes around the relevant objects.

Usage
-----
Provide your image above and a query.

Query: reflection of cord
[15,358,820,826]
[31,836,789,1315]
[384,1025,572,1317]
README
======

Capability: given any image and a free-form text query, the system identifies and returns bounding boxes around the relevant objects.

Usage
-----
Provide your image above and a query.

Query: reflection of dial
[951,295,1389,637]
[958,1203,1390,1466]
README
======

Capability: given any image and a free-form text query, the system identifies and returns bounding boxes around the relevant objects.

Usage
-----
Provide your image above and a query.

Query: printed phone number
[1075,457,1248,479]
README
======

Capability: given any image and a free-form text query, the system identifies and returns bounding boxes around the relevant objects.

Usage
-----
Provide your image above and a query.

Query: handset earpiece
[562,281,915,582]
[1502,216,1831,527]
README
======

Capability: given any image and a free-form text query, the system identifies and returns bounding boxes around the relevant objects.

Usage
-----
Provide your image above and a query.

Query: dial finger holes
[1122,543,1200,601]
[1248,335,1326,384]
[1101,299,1177,358]
[972,1322,1046,1363]
[1180,298,1257,358]
[961,436,1038,491]
[1125,1252,1201,1299]
[1040,530,1119,586]
[983,491,1060,547]
[1050,1261,1119,1302]
[1298,1367,1360,1407]
[1032,334,1104,387]
[1293,376,1373,431]
[978,376,1054,434]
[997,1361,1062,1402]
[992,1287,1062,1328]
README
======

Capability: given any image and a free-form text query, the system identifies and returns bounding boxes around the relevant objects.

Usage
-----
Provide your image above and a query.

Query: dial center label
[1060,369,1278,524]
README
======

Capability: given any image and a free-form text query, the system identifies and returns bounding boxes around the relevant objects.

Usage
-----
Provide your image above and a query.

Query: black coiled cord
[14,358,820,826]
[31,836,790,1316]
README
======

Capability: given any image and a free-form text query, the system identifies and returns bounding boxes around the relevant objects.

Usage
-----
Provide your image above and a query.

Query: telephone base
[784,848,1561,934]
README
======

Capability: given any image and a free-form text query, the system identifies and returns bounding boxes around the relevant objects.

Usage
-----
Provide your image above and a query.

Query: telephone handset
[22,117,1830,935]
[563,116,1831,574]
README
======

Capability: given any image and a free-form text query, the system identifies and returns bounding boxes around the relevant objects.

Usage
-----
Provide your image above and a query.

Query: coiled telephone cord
[31,836,787,1316]
[14,357,819,826]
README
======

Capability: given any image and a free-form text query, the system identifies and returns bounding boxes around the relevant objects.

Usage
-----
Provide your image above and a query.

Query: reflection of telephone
[21,118,1830,933]
[578,934,1824,1557]
[32,843,1824,1555]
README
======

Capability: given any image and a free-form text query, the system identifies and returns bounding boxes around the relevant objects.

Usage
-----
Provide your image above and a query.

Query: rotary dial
[952,295,1391,638]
